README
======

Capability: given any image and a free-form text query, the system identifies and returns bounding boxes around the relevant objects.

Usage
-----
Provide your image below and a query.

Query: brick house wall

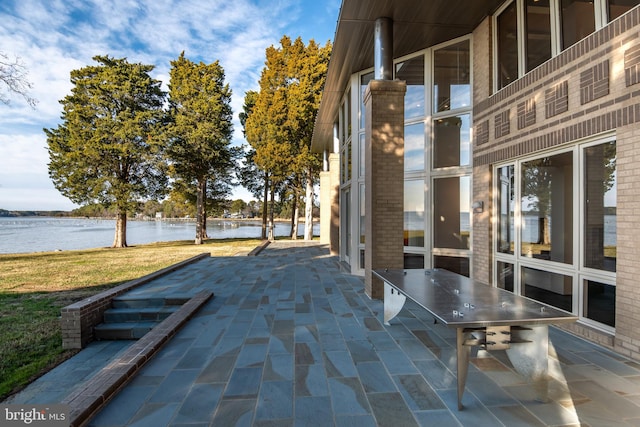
[471,7,640,358]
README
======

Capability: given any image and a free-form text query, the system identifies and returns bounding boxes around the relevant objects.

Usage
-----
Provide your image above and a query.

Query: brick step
[103,306,179,323]
[111,295,191,309]
[94,321,158,340]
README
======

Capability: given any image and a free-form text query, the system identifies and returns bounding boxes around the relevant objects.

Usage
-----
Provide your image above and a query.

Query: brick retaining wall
[60,253,209,349]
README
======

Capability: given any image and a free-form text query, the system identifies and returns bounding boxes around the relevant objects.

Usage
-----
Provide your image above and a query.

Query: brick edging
[62,290,213,427]
[61,253,210,349]
[248,240,271,256]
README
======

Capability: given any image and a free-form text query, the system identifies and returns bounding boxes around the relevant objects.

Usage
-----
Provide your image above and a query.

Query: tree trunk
[304,171,313,241]
[202,185,209,240]
[195,179,206,245]
[112,211,128,248]
[291,194,298,240]
[261,173,269,240]
[268,185,275,241]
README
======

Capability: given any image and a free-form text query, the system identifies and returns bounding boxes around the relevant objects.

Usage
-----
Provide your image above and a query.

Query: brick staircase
[94,295,192,340]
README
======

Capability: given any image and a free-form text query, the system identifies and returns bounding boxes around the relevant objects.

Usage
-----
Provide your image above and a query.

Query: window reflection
[584,141,616,272]
[526,0,552,72]
[404,180,425,247]
[395,56,425,119]
[434,40,470,112]
[405,122,425,171]
[433,115,470,168]
[434,176,470,249]
[523,267,572,312]
[561,0,595,49]
[584,280,615,327]
[521,152,573,264]
[609,0,639,21]
[498,165,515,254]
[497,1,518,89]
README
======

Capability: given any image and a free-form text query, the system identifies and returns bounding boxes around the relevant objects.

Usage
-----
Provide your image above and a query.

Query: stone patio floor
[6,241,640,426]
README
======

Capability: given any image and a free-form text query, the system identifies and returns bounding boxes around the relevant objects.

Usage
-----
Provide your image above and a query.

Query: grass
[0,238,263,401]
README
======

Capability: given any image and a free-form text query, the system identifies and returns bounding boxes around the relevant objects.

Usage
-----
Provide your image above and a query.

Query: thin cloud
[0,0,337,210]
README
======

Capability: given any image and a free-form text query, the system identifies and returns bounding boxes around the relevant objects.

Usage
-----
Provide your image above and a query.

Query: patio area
[7,241,640,426]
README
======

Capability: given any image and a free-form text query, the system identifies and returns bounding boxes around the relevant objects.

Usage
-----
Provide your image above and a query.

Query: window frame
[492,133,617,333]
[493,0,621,91]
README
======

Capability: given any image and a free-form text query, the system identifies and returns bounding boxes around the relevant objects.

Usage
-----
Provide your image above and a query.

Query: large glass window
[498,165,515,254]
[495,1,639,91]
[433,40,470,112]
[583,279,615,327]
[433,115,470,168]
[521,152,573,264]
[396,56,425,119]
[405,122,425,171]
[609,0,639,21]
[404,180,425,247]
[494,138,617,330]
[526,0,552,72]
[497,1,519,89]
[497,261,515,292]
[561,0,596,49]
[522,266,573,312]
[584,142,616,272]
[435,256,470,277]
[434,176,470,250]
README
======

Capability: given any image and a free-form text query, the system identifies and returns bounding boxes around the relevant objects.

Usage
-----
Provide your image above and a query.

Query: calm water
[0,217,319,254]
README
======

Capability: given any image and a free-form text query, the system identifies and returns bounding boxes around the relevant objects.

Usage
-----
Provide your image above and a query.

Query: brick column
[364,80,406,299]
[319,170,331,245]
[319,152,340,256]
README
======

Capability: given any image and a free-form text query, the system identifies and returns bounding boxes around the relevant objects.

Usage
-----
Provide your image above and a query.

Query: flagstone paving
[6,241,640,426]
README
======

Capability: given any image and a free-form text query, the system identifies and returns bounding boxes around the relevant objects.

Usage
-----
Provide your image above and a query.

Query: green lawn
[0,238,262,400]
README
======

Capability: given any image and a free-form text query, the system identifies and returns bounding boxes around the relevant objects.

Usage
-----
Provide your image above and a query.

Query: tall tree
[244,36,330,241]
[46,55,167,247]
[166,52,235,244]
[0,51,37,108]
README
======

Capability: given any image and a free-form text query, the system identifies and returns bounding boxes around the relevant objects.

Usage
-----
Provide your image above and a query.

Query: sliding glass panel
[396,56,425,119]
[404,179,425,247]
[433,114,470,168]
[583,279,615,327]
[433,40,470,112]
[434,176,470,249]
[497,1,518,89]
[584,141,616,272]
[498,165,515,255]
[526,0,552,72]
[561,0,595,49]
[405,122,425,171]
[522,266,573,312]
[521,152,573,264]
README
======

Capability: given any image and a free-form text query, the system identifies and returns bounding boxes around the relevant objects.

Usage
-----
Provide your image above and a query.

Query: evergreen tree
[46,55,167,248]
[244,36,330,240]
[166,52,235,244]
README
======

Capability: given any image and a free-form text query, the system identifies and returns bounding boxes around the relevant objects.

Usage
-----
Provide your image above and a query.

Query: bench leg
[506,325,549,403]
[456,328,471,410]
[383,282,406,325]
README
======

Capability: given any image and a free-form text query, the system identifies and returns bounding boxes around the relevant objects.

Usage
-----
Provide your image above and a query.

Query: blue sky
[0,0,339,211]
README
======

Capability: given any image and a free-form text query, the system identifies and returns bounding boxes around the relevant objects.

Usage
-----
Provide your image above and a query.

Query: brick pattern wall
[472,6,640,360]
[476,120,490,146]
[517,99,536,129]
[580,60,610,104]
[545,81,569,118]
[364,80,406,299]
[494,110,511,138]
